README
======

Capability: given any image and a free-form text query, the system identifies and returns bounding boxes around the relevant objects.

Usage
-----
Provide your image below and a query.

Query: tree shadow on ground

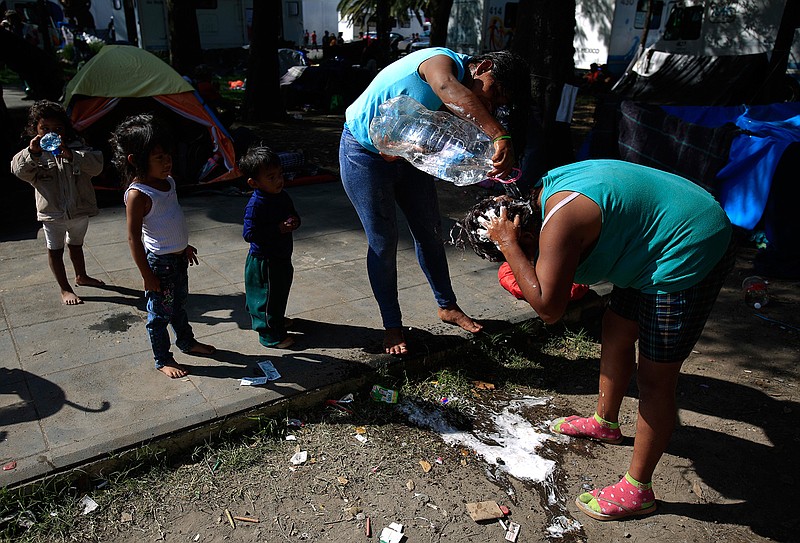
[664,373,799,542]
[0,368,111,426]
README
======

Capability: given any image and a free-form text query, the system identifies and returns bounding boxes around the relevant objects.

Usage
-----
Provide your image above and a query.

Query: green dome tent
[65,45,237,189]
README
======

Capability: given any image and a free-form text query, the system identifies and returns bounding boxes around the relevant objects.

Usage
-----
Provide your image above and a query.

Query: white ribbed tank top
[124,176,189,255]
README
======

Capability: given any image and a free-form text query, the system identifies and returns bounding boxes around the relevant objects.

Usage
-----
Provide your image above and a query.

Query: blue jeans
[145,251,195,368]
[339,126,457,329]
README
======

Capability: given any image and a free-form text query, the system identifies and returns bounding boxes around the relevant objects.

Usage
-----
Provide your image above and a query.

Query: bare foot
[273,336,295,349]
[61,290,83,305]
[75,275,105,287]
[383,327,408,355]
[186,342,216,356]
[158,361,189,378]
[438,304,483,333]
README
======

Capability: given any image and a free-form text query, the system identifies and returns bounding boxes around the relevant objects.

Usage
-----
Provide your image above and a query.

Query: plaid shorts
[608,239,735,363]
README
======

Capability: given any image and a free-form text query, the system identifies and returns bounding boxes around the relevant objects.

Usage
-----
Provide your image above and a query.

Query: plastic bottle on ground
[368,95,495,186]
[742,276,769,309]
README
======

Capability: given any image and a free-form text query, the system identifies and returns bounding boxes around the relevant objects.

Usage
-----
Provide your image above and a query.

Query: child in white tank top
[112,114,215,378]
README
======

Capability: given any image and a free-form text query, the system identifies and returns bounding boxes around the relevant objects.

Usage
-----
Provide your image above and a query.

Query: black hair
[23,100,76,141]
[237,144,281,179]
[453,195,538,262]
[110,114,173,184]
[468,50,531,111]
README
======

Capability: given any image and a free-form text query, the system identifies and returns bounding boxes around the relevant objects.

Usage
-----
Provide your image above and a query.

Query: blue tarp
[661,103,800,229]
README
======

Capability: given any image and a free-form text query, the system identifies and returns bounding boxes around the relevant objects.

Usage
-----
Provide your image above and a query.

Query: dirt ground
[9,107,800,543]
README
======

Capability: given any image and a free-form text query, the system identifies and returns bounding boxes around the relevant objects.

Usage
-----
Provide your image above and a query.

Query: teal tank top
[540,160,732,293]
[345,48,469,153]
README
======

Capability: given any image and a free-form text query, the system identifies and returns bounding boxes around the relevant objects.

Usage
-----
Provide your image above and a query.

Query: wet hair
[468,50,531,111]
[110,114,174,184]
[237,144,281,179]
[23,100,76,141]
[453,195,539,262]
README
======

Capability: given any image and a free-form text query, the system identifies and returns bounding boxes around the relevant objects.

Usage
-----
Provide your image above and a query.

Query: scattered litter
[325,399,354,414]
[233,516,259,523]
[504,520,521,542]
[472,380,495,390]
[371,385,398,404]
[338,393,355,403]
[435,457,443,464]
[286,435,297,441]
[79,496,99,515]
[466,501,504,522]
[413,492,430,504]
[121,512,133,523]
[287,418,304,428]
[94,480,108,489]
[406,479,415,491]
[419,460,432,473]
[193,534,200,542]
[2,461,16,471]
[240,376,270,386]
[224,508,235,528]
[337,476,349,485]
[366,516,371,537]
[499,505,510,515]
[440,397,449,405]
[355,426,367,434]
[290,451,308,465]
[545,515,581,538]
[354,433,368,444]
[379,521,404,543]
[257,360,282,380]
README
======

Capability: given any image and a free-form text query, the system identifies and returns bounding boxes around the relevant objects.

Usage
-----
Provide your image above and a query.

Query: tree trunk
[513,0,576,170]
[429,0,454,47]
[241,1,286,122]
[165,0,202,76]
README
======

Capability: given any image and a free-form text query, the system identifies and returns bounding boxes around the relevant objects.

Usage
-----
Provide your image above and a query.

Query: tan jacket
[11,144,103,222]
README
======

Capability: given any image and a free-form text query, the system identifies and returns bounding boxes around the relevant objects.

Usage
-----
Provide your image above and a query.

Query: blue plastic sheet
[661,103,800,229]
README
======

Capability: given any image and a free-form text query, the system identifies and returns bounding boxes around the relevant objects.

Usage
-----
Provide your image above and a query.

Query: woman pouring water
[339,47,531,355]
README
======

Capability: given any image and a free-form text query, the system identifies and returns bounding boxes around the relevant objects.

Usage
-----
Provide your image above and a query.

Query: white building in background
[85,0,426,51]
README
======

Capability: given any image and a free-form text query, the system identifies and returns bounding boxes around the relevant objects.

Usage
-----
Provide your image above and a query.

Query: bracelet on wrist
[491,135,512,143]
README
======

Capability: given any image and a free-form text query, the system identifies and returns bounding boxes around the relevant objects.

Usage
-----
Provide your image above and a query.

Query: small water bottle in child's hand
[39,132,62,154]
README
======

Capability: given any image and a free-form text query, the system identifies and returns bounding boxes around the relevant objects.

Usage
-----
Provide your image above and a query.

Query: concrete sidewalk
[0,176,566,487]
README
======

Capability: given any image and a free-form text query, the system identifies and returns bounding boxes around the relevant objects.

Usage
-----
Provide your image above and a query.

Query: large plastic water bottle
[368,96,495,186]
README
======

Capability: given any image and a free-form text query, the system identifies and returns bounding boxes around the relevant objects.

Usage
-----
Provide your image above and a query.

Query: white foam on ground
[398,396,555,483]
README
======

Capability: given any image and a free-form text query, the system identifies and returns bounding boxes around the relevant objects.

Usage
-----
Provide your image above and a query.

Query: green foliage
[0,67,22,86]
[337,0,429,26]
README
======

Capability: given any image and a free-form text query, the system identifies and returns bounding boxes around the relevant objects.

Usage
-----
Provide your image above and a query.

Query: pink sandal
[550,413,624,444]
[576,473,657,521]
